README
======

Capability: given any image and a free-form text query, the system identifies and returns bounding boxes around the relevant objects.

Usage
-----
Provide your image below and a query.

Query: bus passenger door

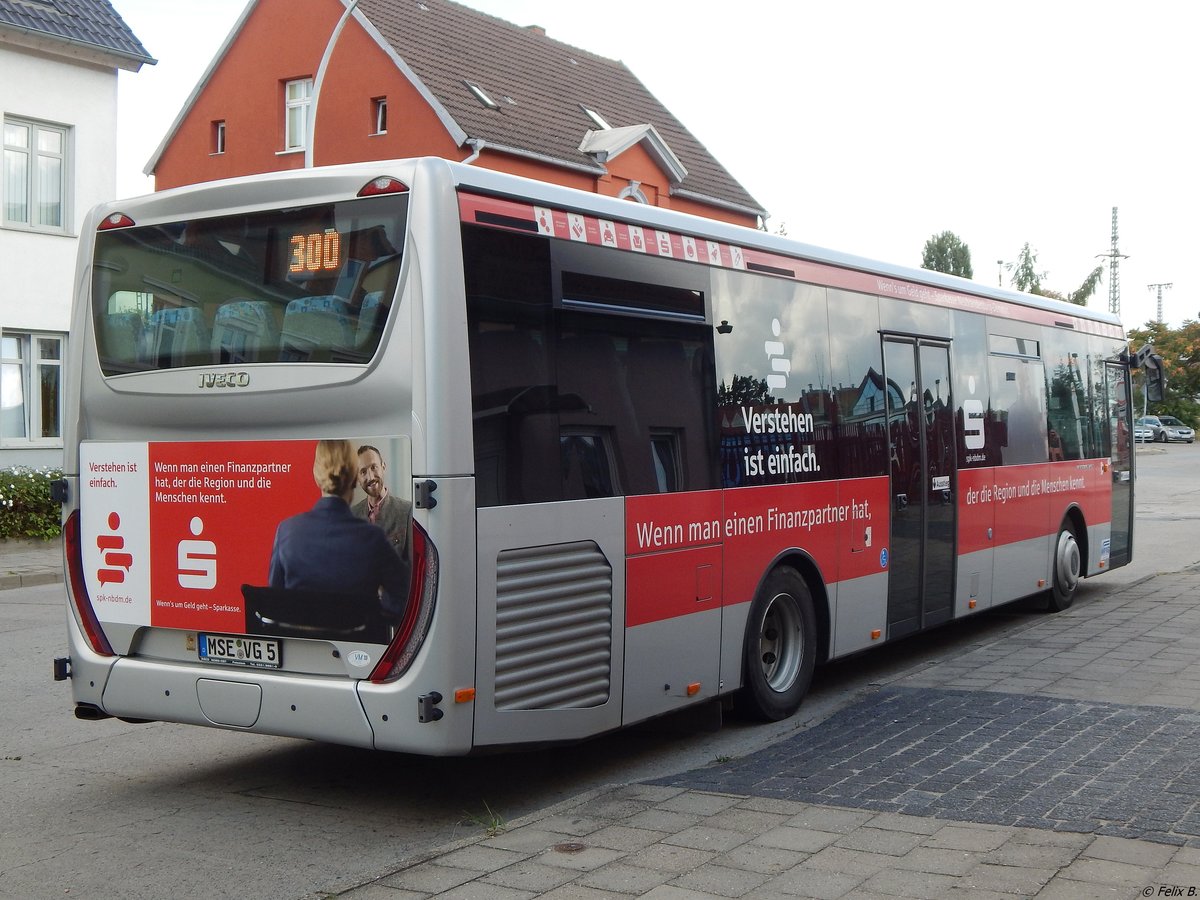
[1105,361,1133,567]
[883,338,956,638]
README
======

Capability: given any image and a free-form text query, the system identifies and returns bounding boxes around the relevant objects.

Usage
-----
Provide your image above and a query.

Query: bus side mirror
[1131,345,1166,403]
[1146,354,1165,403]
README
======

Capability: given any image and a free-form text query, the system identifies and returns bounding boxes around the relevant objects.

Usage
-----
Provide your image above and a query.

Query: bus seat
[354,291,389,350]
[145,307,211,368]
[212,299,281,363]
[279,295,354,361]
[241,584,393,644]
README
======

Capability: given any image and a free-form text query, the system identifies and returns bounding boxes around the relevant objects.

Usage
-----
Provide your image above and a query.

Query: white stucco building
[0,0,152,468]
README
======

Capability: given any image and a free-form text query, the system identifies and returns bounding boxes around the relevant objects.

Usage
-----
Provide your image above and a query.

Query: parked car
[1134,420,1156,442]
[1154,415,1196,443]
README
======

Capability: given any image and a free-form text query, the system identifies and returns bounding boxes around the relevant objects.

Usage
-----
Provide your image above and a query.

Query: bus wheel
[1048,522,1082,611]
[736,567,816,721]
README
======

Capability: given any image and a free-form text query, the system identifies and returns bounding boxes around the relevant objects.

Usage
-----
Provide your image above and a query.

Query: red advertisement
[81,438,412,643]
[146,440,320,632]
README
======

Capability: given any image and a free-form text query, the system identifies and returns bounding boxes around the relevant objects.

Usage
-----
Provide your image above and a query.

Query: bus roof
[446,160,1122,331]
[100,157,1122,332]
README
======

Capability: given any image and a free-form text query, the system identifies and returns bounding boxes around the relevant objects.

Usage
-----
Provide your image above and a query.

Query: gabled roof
[0,0,154,70]
[356,0,763,217]
[578,124,687,185]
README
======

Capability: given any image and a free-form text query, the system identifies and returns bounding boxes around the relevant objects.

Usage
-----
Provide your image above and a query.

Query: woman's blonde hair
[312,439,357,496]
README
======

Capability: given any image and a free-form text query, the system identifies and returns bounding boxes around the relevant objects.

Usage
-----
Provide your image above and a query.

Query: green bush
[0,467,62,540]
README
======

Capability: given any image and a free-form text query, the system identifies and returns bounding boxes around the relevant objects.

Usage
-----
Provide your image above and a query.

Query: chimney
[526,24,546,36]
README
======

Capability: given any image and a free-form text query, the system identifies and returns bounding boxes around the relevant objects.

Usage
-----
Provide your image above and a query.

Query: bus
[56,157,1149,754]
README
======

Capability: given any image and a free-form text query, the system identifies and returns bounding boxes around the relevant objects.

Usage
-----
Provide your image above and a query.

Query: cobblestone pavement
[653,687,1200,846]
[339,571,1200,899]
[652,571,1200,849]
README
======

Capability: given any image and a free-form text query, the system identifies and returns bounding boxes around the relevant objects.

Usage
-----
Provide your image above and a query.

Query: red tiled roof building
[146,0,765,228]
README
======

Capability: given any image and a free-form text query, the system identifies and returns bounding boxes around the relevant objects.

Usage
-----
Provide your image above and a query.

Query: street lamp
[305,0,361,168]
[996,260,1004,287]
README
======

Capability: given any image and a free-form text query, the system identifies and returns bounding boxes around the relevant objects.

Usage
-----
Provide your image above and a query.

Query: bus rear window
[91,194,407,374]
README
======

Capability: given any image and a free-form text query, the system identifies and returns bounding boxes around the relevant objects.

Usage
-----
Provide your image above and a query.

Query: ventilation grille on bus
[494,541,613,711]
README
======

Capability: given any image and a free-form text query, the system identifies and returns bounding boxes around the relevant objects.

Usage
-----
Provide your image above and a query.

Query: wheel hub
[1056,530,1081,593]
[759,593,804,692]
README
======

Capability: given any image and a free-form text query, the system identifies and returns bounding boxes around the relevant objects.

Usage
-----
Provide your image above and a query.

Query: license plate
[198,633,281,669]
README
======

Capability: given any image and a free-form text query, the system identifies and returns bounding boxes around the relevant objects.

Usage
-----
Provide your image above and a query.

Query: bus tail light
[98,213,135,230]
[358,177,408,197]
[63,510,115,657]
[369,520,438,683]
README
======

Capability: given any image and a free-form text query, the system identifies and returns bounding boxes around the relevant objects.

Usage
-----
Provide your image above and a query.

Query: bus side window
[465,226,559,506]
[470,327,558,506]
[560,429,618,499]
[628,336,714,493]
[557,329,636,498]
[649,431,682,492]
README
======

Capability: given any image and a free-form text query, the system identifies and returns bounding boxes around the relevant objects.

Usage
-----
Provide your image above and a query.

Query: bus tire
[736,567,816,721]
[1048,521,1082,612]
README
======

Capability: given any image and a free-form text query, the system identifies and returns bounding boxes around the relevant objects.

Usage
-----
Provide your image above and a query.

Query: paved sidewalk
[335,570,1200,900]
[10,522,1200,898]
[0,537,63,590]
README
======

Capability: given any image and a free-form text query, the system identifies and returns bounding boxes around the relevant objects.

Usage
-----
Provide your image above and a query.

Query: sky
[107,0,1198,331]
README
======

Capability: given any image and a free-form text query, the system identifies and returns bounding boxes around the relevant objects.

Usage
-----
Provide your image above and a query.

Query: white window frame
[3,116,70,233]
[213,120,226,155]
[284,78,313,151]
[1,331,65,447]
[372,97,387,135]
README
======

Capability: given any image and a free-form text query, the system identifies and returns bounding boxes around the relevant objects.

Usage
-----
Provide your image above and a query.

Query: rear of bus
[58,158,473,754]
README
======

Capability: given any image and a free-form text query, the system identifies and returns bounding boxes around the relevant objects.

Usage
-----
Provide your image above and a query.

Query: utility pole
[1148,283,1173,323]
[1096,207,1128,316]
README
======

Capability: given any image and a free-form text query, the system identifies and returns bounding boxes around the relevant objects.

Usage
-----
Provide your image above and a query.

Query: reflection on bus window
[464,225,716,506]
[91,195,407,374]
[560,431,617,499]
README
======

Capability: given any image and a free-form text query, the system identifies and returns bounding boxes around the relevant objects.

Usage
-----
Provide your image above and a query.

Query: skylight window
[581,106,611,130]
[464,81,500,110]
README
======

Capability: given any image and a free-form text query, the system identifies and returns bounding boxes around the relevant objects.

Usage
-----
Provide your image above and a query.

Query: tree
[921,231,973,278]
[1127,319,1200,422]
[1007,243,1102,307]
[1009,243,1044,293]
[717,374,776,408]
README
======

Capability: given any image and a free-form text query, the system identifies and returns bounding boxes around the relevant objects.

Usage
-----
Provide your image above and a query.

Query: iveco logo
[198,372,251,388]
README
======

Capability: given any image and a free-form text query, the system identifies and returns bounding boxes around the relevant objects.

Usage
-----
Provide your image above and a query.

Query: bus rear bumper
[100,658,376,748]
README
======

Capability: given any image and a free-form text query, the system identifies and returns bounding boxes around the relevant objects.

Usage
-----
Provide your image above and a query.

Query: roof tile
[0,0,154,66]
[356,0,761,215]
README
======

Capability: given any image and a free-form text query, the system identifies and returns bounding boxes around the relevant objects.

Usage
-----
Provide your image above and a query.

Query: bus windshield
[91,193,407,374]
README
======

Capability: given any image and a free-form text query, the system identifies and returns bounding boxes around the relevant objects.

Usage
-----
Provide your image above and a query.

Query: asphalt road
[1,443,1195,899]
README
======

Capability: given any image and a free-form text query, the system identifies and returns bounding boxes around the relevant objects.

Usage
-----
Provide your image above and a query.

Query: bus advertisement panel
[80,437,412,656]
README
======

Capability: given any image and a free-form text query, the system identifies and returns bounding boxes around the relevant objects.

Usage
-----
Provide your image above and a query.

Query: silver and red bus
[57,157,1141,753]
